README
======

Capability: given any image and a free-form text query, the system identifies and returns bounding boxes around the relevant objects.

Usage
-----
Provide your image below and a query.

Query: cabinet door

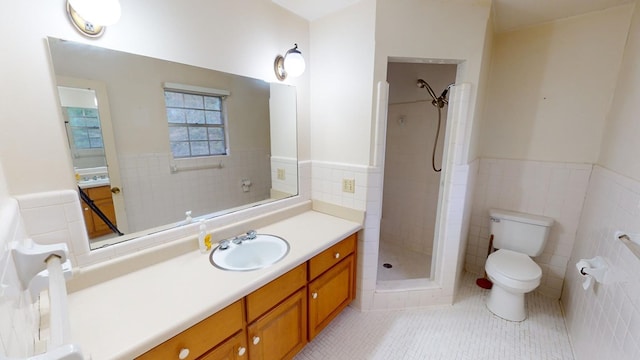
[308,254,355,340]
[200,330,248,360]
[92,197,117,234]
[81,203,96,236]
[247,288,307,360]
[83,185,117,238]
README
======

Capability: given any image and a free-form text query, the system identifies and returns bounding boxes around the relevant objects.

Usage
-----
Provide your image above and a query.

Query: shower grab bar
[8,241,83,360]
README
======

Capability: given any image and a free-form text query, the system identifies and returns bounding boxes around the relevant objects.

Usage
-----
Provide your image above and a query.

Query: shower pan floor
[377,241,431,281]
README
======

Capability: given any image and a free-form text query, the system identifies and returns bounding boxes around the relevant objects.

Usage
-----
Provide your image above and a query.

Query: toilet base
[486,284,527,322]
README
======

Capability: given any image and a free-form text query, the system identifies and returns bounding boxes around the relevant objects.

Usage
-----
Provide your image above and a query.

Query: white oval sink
[210,234,289,271]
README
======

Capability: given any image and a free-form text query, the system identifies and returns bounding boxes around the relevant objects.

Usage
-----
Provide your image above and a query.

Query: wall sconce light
[274,44,306,81]
[66,0,122,38]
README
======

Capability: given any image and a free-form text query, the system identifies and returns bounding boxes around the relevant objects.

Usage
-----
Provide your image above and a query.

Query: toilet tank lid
[489,209,554,227]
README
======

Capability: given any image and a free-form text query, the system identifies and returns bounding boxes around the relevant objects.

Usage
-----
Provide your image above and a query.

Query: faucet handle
[245,230,257,239]
[218,239,230,250]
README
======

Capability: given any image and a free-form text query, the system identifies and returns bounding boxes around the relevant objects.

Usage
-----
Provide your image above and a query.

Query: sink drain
[382,263,393,269]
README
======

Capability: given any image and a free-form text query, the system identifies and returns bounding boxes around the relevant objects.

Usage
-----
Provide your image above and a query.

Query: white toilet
[485,209,554,321]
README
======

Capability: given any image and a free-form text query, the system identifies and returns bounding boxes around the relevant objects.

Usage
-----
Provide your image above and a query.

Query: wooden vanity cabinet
[137,233,357,360]
[307,233,357,340]
[81,185,117,239]
[136,300,244,360]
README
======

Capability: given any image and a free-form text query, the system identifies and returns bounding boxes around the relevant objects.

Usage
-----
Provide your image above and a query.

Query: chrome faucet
[218,239,230,250]
[234,230,257,244]
[219,230,257,249]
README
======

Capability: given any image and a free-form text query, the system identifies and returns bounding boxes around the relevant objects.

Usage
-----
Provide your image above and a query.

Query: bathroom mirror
[47,37,299,249]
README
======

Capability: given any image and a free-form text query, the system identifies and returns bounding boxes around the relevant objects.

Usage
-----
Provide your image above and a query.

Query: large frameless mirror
[47,37,299,250]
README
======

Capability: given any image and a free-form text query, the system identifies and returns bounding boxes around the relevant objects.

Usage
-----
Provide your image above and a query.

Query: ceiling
[272,0,635,32]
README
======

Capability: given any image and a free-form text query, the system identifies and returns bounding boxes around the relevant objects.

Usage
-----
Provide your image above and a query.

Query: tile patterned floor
[377,241,432,281]
[296,273,574,360]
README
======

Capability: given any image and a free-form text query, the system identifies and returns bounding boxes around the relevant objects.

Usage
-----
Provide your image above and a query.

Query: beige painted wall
[479,5,633,163]
[468,12,494,162]
[309,0,377,165]
[0,0,309,196]
[561,5,640,350]
[0,161,8,202]
[374,0,492,165]
[598,2,640,181]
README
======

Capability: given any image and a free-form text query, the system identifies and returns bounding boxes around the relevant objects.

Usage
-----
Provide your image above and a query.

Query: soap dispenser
[198,220,212,253]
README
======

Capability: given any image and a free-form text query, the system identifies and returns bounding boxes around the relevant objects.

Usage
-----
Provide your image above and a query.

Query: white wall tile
[563,165,640,359]
[120,151,272,233]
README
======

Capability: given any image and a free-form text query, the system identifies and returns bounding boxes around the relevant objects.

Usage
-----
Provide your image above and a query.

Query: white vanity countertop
[66,210,361,360]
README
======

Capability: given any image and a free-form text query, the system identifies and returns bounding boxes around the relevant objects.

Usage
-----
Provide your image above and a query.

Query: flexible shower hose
[432,106,442,172]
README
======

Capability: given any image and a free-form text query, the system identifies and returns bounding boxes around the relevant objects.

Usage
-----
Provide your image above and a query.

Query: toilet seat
[485,249,541,291]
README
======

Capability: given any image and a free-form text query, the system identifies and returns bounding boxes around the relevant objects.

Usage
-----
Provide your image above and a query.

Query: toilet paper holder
[576,256,608,290]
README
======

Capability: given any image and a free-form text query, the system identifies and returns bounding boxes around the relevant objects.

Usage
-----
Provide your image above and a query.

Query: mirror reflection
[47,37,299,250]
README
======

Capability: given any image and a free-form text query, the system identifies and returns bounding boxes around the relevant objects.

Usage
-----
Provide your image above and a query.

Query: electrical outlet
[342,178,355,193]
[277,168,286,180]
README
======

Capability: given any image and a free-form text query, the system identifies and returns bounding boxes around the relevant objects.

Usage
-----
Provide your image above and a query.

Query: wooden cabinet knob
[252,336,260,345]
[334,252,340,259]
[178,348,189,359]
[312,292,318,299]
[238,346,246,356]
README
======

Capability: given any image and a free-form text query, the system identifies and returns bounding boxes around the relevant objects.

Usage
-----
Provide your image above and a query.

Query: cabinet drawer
[137,300,244,360]
[308,233,356,280]
[87,185,112,199]
[246,263,306,323]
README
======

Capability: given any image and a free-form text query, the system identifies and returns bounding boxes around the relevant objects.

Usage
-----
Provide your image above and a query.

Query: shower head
[416,78,438,101]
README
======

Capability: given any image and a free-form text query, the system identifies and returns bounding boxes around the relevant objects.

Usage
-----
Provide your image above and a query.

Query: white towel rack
[170,160,224,173]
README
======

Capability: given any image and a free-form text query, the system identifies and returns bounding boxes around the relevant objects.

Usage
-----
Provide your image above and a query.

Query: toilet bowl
[485,249,542,321]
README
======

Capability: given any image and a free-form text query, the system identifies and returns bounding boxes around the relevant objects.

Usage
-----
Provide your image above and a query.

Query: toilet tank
[489,209,554,257]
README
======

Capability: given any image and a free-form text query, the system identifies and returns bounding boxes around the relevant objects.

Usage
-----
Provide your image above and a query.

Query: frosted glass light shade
[68,0,122,26]
[274,44,305,81]
[283,50,305,78]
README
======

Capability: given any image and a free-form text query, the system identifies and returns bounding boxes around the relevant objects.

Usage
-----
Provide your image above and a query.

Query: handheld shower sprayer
[417,79,438,103]
[415,79,455,172]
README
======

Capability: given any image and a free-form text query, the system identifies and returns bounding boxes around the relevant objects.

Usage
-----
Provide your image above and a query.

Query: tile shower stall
[378,63,457,282]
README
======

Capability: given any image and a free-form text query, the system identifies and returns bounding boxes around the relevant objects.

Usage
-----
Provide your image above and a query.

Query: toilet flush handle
[490,217,500,223]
